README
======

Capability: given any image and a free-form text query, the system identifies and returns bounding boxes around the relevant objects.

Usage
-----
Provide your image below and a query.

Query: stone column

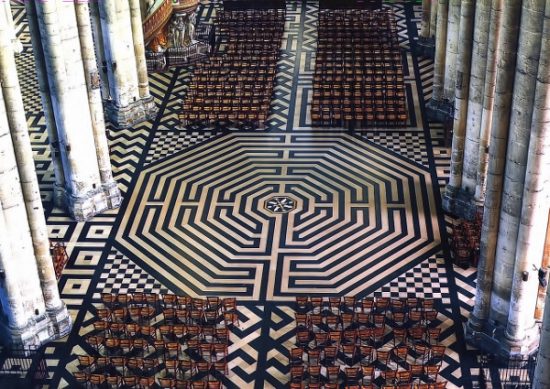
[505,1,549,351]
[1,1,22,54]
[0,88,49,347]
[491,0,546,327]
[89,1,110,101]
[466,0,522,335]
[0,8,70,336]
[26,0,117,221]
[442,0,475,215]
[426,0,448,119]
[536,214,550,321]
[129,0,151,99]
[429,0,438,39]
[534,283,550,389]
[0,201,28,336]
[420,0,432,39]
[98,0,157,128]
[474,0,504,205]
[460,0,491,206]
[25,0,66,208]
[74,2,121,209]
[443,0,461,102]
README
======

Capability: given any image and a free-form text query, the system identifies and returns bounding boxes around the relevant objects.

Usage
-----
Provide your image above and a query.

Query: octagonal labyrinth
[115,133,441,300]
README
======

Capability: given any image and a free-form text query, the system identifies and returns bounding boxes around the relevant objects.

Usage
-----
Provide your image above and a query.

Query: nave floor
[10,1,478,387]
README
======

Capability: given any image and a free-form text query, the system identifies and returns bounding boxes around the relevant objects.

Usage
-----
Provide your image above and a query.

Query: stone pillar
[460,0,491,205]
[0,88,50,347]
[491,0,546,328]
[536,213,550,321]
[442,0,475,215]
[0,201,28,337]
[89,2,111,101]
[74,2,122,210]
[1,1,22,54]
[534,283,550,389]
[474,0,504,205]
[465,0,522,336]
[26,0,118,221]
[25,0,66,208]
[504,1,549,352]
[98,0,157,128]
[0,8,70,336]
[129,0,151,99]
[426,0,449,120]
[429,0,438,39]
[420,0,432,39]
[443,0,461,102]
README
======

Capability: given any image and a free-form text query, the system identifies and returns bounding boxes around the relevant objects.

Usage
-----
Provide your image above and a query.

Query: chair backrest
[159,377,176,389]
[207,381,222,389]
[290,365,304,380]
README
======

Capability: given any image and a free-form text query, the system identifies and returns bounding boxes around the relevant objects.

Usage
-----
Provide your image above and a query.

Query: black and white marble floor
[10,1,481,388]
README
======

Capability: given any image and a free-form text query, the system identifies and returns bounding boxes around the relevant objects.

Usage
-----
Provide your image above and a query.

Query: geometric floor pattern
[10,1,474,387]
[116,132,441,301]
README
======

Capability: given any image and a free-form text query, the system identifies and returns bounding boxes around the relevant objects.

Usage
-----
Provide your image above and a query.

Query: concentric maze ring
[115,133,441,300]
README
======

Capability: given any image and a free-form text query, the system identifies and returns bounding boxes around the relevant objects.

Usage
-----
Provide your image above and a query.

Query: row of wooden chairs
[91,321,231,342]
[297,327,440,351]
[76,354,228,379]
[73,371,223,389]
[289,344,446,370]
[313,8,407,128]
[85,333,230,359]
[181,9,284,129]
[450,216,482,267]
[289,383,448,389]
[288,364,445,388]
[295,309,438,332]
[295,296,436,315]
[100,293,237,314]
[296,328,442,354]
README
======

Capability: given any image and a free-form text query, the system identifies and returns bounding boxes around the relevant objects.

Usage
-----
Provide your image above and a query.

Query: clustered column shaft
[25,0,120,221]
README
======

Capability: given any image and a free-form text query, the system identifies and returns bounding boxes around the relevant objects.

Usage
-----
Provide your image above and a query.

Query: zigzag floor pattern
[8,1,473,388]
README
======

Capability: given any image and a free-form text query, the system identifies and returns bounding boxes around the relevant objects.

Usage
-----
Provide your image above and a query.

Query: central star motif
[265,196,297,214]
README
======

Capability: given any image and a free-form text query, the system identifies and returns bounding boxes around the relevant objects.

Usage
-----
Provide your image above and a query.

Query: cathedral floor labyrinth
[114,133,441,301]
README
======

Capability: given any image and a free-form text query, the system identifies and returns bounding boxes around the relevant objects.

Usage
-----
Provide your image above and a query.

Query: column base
[65,186,114,222]
[104,95,159,129]
[46,303,72,340]
[413,37,435,58]
[442,187,481,220]
[465,318,541,358]
[102,180,122,209]
[426,98,454,123]
[0,314,52,348]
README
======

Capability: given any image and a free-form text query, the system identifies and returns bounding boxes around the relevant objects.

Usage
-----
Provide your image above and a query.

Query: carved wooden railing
[174,0,200,13]
[143,0,174,45]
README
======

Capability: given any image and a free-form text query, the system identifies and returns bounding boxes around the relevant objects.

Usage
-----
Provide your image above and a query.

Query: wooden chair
[73,371,88,386]
[138,375,156,389]
[77,355,96,373]
[88,373,106,387]
[289,365,304,383]
[212,360,228,376]
[289,347,304,365]
[424,364,440,383]
[158,377,176,389]
[122,375,139,388]
[295,296,309,312]
[344,367,360,385]
[325,365,340,383]
[179,359,194,380]
[428,345,446,366]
